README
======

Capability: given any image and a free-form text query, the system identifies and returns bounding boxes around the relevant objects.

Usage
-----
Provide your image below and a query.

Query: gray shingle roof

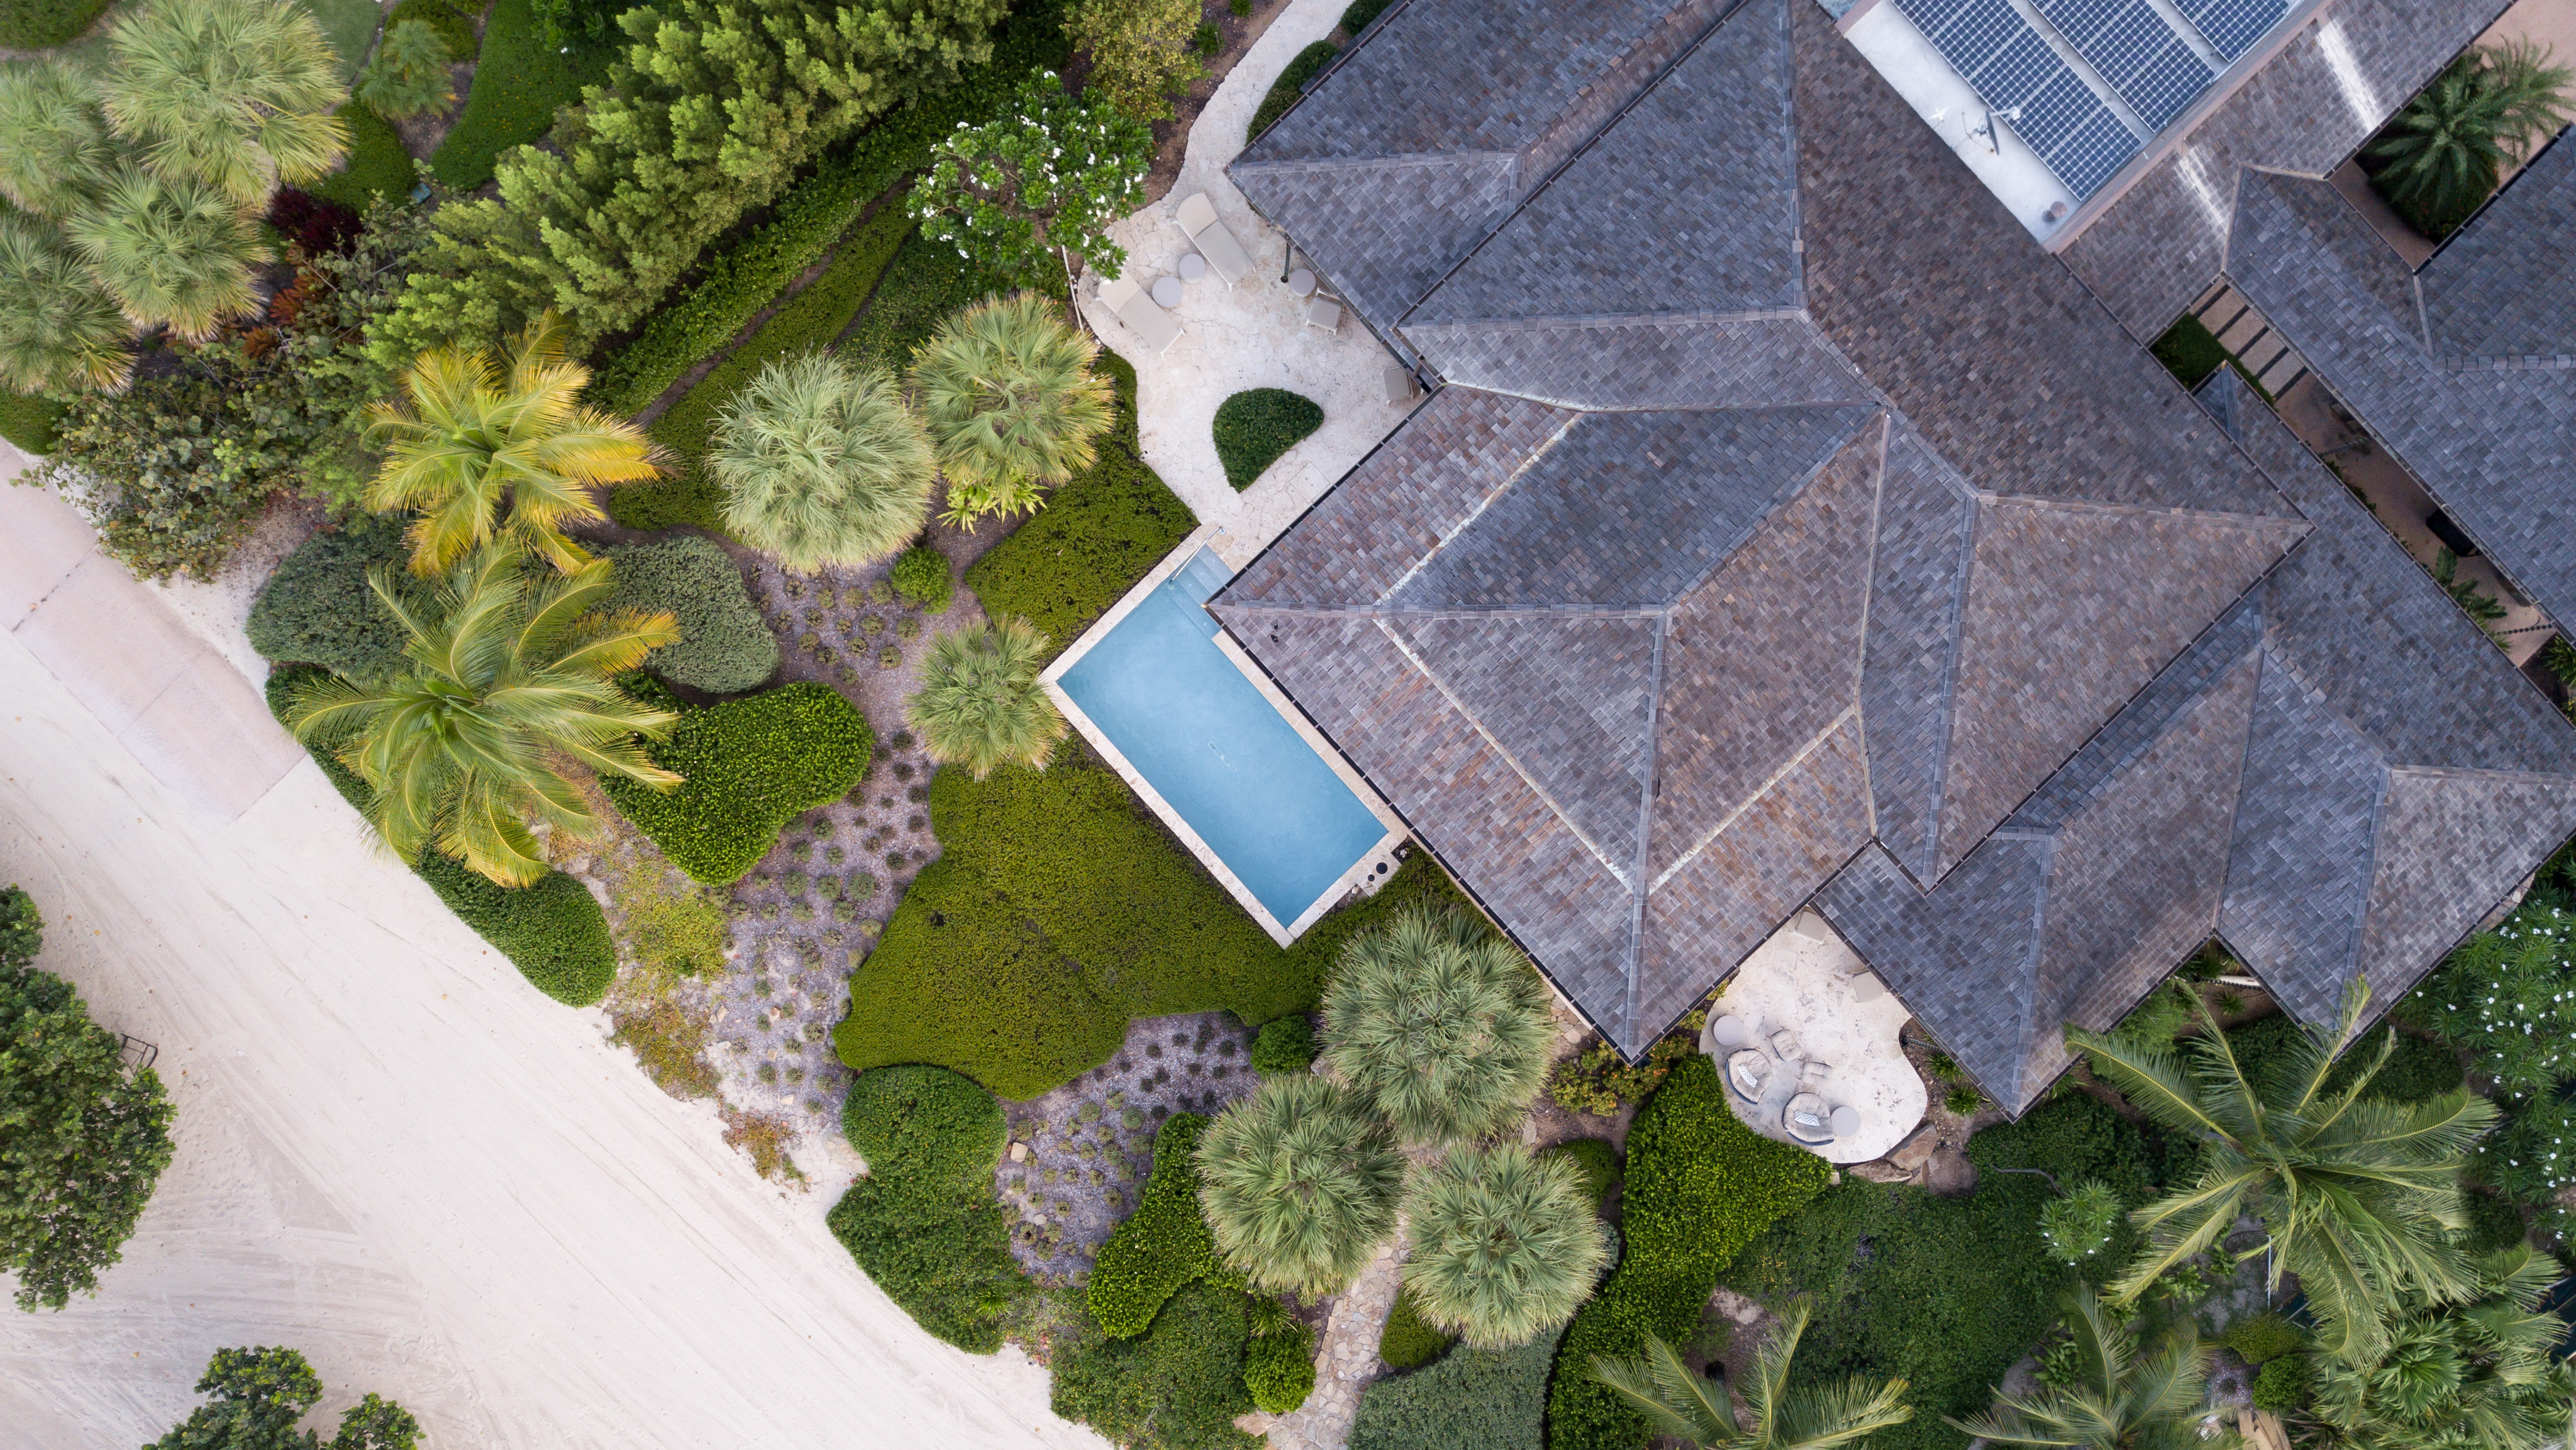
[2420,135,2576,364]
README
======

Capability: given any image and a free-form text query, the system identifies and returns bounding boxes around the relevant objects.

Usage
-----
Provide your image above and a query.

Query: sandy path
[0,604,1092,1444]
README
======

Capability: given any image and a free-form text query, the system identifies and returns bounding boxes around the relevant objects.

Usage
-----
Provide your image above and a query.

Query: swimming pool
[1055,546,1392,932]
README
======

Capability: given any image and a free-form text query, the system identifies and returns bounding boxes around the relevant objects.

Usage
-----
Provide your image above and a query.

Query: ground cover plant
[1212,388,1321,491]
[148,1345,420,1450]
[306,103,414,209]
[1352,1325,1563,1450]
[838,223,1016,372]
[0,387,65,453]
[1087,1111,1221,1335]
[826,1064,1029,1351]
[0,0,109,47]
[0,884,177,1312]
[1050,1279,1263,1450]
[833,760,1462,1098]
[604,679,875,884]
[428,0,621,191]
[244,515,416,678]
[602,537,780,694]
[1379,1286,1456,1371]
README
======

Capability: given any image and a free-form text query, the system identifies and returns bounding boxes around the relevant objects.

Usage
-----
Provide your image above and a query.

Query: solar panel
[1890,0,2143,198]
[2171,0,2287,59]
[2033,0,2217,130]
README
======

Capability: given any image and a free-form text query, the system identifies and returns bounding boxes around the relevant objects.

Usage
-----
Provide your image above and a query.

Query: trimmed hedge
[1250,1014,1318,1075]
[246,516,416,678]
[840,1064,1005,1185]
[1540,1137,1621,1213]
[1546,1055,1835,1450]
[833,762,1468,1098]
[387,0,476,57]
[826,1063,1026,1352]
[963,352,1196,659]
[428,0,621,191]
[1212,388,1322,491]
[308,104,416,211]
[1051,1280,1262,1450]
[890,544,953,613]
[264,666,617,1005]
[603,538,780,694]
[1353,1322,1563,1450]
[1249,41,1341,143]
[0,388,67,455]
[1378,1286,1456,1371]
[1246,1319,1318,1414]
[837,224,1014,374]
[1340,0,1393,31]
[1089,1113,1219,1336]
[603,680,875,884]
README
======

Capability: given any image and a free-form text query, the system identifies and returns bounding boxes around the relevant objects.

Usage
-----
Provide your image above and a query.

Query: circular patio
[1701,910,1925,1165]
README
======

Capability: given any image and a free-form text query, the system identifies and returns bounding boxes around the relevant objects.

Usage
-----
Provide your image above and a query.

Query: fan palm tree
[0,60,113,221]
[904,615,1065,779]
[711,351,935,572]
[908,291,1114,527]
[64,165,265,339]
[2068,984,2495,1359]
[365,312,665,576]
[283,543,682,886]
[0,213,135,393]
[1948,1288,2217,1450]
[1592,1297,1913,1450]
[1402,1143,1606,1349]
[2311,1245,2576,1450]
[1322,904,1555,1145]
[99,0,348,211]
[2367,41,2575,235]
[1197,1073,1405,1297]
[355,18,455,121]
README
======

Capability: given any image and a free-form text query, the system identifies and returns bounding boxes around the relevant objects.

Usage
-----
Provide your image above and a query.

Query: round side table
[1287,267,1317,298]
[1151,276,1184,308]
[1177,252,1208,282]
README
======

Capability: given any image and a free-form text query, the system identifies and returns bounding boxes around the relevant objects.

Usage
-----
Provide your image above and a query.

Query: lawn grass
[0,0,111,48]
[428,0,618,192]
[307,103,417,209]
[2150,313,2275,401]
[0,388,67,454]
[837,225,1013,374]
[303,0,384,79]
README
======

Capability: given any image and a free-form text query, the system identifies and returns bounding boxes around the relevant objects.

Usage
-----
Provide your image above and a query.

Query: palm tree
[1948,1288,2216,1450]
[0,213,135,393]
[64,165,265,340]
[908,291,1114,528]
[1402,1143,1606,1349]
[1592,1297,1913,1450]
[711,351,935,572]
[904,615,1065,779]
[1197,1074,1405,1297]
[0,60,113,221]
[2310,1245,2576,1450]
[2367,40,2575,235]
[2068,984,2494,1359]
[365,312,665,576]
[284,543,682,886]
[355,18,455,121]
[100,0,348,211]
[1322,904,1555,1145]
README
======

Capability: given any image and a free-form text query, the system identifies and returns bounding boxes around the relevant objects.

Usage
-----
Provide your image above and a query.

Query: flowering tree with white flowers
[909,72,1152,287]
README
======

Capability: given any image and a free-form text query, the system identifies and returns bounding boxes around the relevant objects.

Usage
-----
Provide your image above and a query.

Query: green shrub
[1378,1285,1457,1371]
[2460,1188,2529,1251]
[1050,1281,1261,1450]
[602,538,779,694]
[2227,1016,2464,1103]
[0,0,109,47]
[2414,904,2576,1093]
[430,0,624,190]
[1245,1319,1317,1414]
[1089,1113,1221,1336]
[2150,315,2228,389]
[2223,1312,2303,1366]
[246,516,416,676]
[1539,1138,1620,1212]
[359,18,458,120]
[890,544,953,613]
[1250,1014,1317,1075]
[1248,40,1340,142]
[1338,0,1391,32]
[1353,1323,1562,1450]
[840,1065,1005,1184]
[308,103,417,210]
[602,681,875,884]
[838,223,1016,372]
[826,1173,1027,1353]
[1547,1055,1836,1450]
[2038,1179,2122,1265]
[0,387,65,454]
[963,352,1196,658]
[387,0,477,58]
[2251,1353,2312,1412]
[1212,388,1321,491]
[833,762,1468,1097]
[1546,1013,1705,1117]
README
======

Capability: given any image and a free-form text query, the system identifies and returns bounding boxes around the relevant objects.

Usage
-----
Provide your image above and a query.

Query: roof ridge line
[1658,408,1885,613]
[1376,411,1581,605]
[1620,616,1675,1047]
[1230,149,1520,175]
[1406,308,1814,334]
[2382,763,2576,787]
[1650,705,1861,893]
[1972,493,2315,528]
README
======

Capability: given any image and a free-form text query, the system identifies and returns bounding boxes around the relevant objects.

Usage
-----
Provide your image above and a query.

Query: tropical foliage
[357,18,456,120]
[1065,0,1202,122]
[67,166,267,340]
[101,0,349,210]
[1197,1073,1404,1297]
[0,210,133,392]
[1592,1298,1913,1450]
[2308,1245,2576,1450]
[906,615,1066,779]
[147,1346,419,1450]
[1322,904,1554,1145]
[710,352,935,571]
[910,290,1116,525]
[909,71,1152,284]
[1947,1289,2211,1450]
[2367,40,2575,237]
[1403,1144,1606,1350]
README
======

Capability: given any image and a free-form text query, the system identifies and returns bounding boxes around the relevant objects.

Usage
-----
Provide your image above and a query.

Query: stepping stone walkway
[1248,1229,1407,1450]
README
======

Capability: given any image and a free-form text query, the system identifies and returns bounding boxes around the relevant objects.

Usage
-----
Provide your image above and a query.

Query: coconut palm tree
[1592,1297,1913,1450]
[711,351,935,572]
[904,615,1064,779]
[2068,984,2494,1359]
[1197,1074,1405,1297]
[0,60,113,221]
[908,291,1114,527]
[365,312,665,576]
[1948,1288,2217,1450]
[1402,1143,1606,1349]
[2367,40,2575,235]
[2310,1245,2576,1450]
[0,213,135,393]
[355,18,455,121]
[64,165,265,339]
[1322,904,1555,1145]
[99,0,348,211]
[284,543,682,886]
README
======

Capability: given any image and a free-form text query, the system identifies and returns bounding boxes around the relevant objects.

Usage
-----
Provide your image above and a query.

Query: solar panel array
[2173,0,2288,59]
[2033,0,2211,128]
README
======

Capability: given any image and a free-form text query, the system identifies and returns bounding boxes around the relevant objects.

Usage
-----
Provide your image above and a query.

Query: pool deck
[1043,522,1410,944]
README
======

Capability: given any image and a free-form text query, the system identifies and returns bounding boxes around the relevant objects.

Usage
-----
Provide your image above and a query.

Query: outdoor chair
[1302,296,1341,332]
[1097,275,1182,352]
[1382,364,1419,404]
[1175,192,1255,286]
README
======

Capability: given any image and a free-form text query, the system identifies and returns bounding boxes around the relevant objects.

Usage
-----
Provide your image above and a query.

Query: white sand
[0,601,1094,1446]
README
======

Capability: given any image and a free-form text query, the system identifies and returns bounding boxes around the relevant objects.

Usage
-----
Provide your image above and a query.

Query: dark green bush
[1249,40,1341,142]
[602,538,780,694]
[1250,1014,1318,1075]
[306,103,418,211]
[2223,1312,2303,1365]
[1353,1323,1561,1450]
[833,764,1468,1098]
[2225,1016,2463,1103]
[1378,1286,1456,1371]
[2461,1187,2529,1251]
[1245,1319,1317,1413]
[246,516,416,676]
[604,681,875,884]
[386,0,476,58]
[1548,1055,1836,1450]
[1212,388,1323,491]
[0,387,65,454]
[1539,1138,1620,1212]
[428,0,621,191]
[890,545,954,613]
[1089,1113,1221,1336]
[1050,1281,1261,1450]
[1339,0,1392,33]
[2412,903,2576,1093]
[836,224,1016,374]
[2251,1353,2312,1412]
[2151,315,2228,388]
[840,1064,1006,1186]
[0,0,109,46]
[826,1174,1027,1353]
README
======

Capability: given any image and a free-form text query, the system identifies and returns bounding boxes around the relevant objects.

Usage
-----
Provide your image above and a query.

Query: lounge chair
[1382,364,1420,404]
[1097,275,1181,352]
[1175,192,1255,286]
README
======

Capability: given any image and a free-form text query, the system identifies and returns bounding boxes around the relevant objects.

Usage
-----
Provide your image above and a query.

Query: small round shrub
[604,537,781,694]
[1401,1144,1606,1349]
[1197,1074,1404,1297]
[1323,905,1553,1145]
[1211,388,1323,491]
[889,544,953,613]
[245,516,415,676]
[1250,1014,1317,1075]
[2251,1353,2312,1412]
[2039,1179,2121,1264]
[2223,1310,2304,1366]
[840,1064,1006,1188]
[1245,1317,1318,1413]
[1377,1285,1455,1371]
[1537,1137,1620,1212]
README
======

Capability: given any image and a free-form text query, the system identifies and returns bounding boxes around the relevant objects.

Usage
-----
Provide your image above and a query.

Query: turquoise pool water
[1058,548,1388,926]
